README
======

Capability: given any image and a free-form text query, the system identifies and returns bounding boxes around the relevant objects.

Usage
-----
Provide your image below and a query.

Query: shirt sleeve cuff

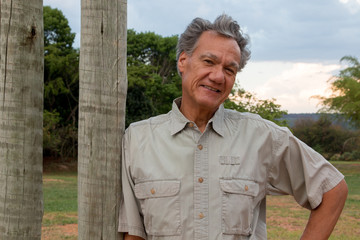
[118,223,147,239]
[310,173,344,209]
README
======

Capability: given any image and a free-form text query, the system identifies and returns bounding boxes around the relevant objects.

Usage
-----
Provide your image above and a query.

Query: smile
[203,85,221,93]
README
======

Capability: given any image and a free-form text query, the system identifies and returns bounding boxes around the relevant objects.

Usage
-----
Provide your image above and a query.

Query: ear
[177,51,188,74]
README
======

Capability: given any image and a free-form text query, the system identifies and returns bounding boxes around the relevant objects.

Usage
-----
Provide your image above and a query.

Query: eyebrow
[200,53,240,71]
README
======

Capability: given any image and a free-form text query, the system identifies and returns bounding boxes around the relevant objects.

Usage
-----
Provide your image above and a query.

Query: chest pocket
[134,180,181,236]
[220,179,260,237]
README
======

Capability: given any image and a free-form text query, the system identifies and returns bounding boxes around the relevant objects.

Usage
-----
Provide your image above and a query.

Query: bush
[336,151,360,161]
[43,110,77,160]
[330,154,341,161]
[340,152,353,161]
[292,115,357,156]
[350,150,360,161]
[43,110,62,157]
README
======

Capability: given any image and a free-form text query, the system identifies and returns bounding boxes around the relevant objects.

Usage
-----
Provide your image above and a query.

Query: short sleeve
[118,130,146,239]
[267,127,344,210]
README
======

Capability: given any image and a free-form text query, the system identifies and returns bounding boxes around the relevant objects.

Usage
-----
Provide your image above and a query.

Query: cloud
[338,0,360,14]
[239,62,341,113]
[127,0,359,62]
[45,0,360,61]
[241,0,360,61]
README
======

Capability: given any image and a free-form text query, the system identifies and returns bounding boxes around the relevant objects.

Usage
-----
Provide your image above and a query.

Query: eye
[225,67,236,75]
[204,59,214,65]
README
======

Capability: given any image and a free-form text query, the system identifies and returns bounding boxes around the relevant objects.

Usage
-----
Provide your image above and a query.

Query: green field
[42,161,360,239]
[42,172,78,239]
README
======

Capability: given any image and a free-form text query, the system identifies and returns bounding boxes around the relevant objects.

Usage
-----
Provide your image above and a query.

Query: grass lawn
[42,172,77,240]
[42,161,360,239]
[267,161,360,239]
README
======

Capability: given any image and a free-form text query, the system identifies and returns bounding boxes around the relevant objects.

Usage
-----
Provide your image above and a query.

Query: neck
[179,99,217,133]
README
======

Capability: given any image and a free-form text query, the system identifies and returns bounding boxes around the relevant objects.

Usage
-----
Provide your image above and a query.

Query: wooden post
[78,0,127,239]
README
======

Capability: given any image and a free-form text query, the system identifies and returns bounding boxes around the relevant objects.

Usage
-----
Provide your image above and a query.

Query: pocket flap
[220,179,259,197]
[135,180,180,199]
[219,155,241,165]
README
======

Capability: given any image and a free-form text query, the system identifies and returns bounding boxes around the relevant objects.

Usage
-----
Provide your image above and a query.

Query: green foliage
[292,114,357,158]
[43,6,79,159]
[43,110,62,156]
[350,150,360,161]
[317,55,360,128]
[224,87,288,126]
[126,30,182,126]
[43,6,75,51]
[343,136,360,153]
[331,151,360,161]
[43,110,78,159]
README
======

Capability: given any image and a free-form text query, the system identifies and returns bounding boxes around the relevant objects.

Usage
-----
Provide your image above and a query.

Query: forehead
[193,31,241,66]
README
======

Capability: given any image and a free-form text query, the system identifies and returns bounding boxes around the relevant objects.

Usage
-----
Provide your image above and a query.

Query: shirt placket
[194,131,209,240]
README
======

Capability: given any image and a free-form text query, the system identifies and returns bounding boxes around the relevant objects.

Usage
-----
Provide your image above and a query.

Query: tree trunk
[78,0,127,239]
[0,0,44,239]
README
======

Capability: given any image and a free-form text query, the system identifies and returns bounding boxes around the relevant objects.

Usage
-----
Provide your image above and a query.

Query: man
[119,14,348,240]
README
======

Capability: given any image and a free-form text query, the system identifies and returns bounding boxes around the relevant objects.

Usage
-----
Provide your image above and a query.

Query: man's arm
[123,233,144,240]
[301,179,348,240]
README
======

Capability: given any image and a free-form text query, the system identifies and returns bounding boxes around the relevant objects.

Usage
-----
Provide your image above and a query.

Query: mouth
[202,85,221,93]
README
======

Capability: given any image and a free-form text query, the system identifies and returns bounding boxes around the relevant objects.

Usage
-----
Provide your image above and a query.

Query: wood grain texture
[0,0,44,239]
[78,0,127,239]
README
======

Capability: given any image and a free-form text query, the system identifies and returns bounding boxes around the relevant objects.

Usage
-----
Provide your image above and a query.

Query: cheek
[225,80,235,93]
[186,72,203,88]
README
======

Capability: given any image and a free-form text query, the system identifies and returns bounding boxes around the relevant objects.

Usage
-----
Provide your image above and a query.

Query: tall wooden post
[78,0,127,239]
[0,0,44,239]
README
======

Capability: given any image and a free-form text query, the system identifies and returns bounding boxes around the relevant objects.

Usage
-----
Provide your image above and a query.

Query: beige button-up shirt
[118,98,344,240]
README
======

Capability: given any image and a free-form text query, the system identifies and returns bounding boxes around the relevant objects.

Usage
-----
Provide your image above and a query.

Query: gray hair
[176,14,251,72]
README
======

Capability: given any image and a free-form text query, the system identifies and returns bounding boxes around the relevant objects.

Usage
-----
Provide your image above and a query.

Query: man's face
[178,31,241,112]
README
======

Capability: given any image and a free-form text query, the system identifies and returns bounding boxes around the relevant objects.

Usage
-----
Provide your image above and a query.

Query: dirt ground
[42,224,77,240]
[43,156,78,173]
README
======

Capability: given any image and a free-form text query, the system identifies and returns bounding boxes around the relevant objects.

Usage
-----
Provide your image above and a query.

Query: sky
[43,0,360,113]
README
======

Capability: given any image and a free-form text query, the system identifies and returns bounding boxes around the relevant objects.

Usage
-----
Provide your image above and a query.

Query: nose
[209,66,225,84]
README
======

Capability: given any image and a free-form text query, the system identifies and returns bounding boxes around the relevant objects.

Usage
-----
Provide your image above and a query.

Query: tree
[292,115,354,158]
[224,87,288,126]
[43,6,75,51]
[43,6,79,159]
[78,0,127,239]
[126,30,181,126]
[0,0,43,239]
[317,55,360,128]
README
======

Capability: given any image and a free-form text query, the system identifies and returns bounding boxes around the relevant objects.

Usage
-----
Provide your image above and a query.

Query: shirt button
[197,144,203,150]
[150,188,156,194]
[244,185,249,191]
[188,122,194,127]
[198,177,204,183]
[199,212,204,219]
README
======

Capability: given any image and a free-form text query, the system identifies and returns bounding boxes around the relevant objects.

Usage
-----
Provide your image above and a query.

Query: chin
[198,100,221,111]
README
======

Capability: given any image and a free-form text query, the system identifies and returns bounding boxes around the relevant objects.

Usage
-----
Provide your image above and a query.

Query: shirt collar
[211,104,225,137]
[170,97,225,137]
[170,98,189,135]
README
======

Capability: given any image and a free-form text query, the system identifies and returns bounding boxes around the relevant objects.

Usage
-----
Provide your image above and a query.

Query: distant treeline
[282,113,356,130]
